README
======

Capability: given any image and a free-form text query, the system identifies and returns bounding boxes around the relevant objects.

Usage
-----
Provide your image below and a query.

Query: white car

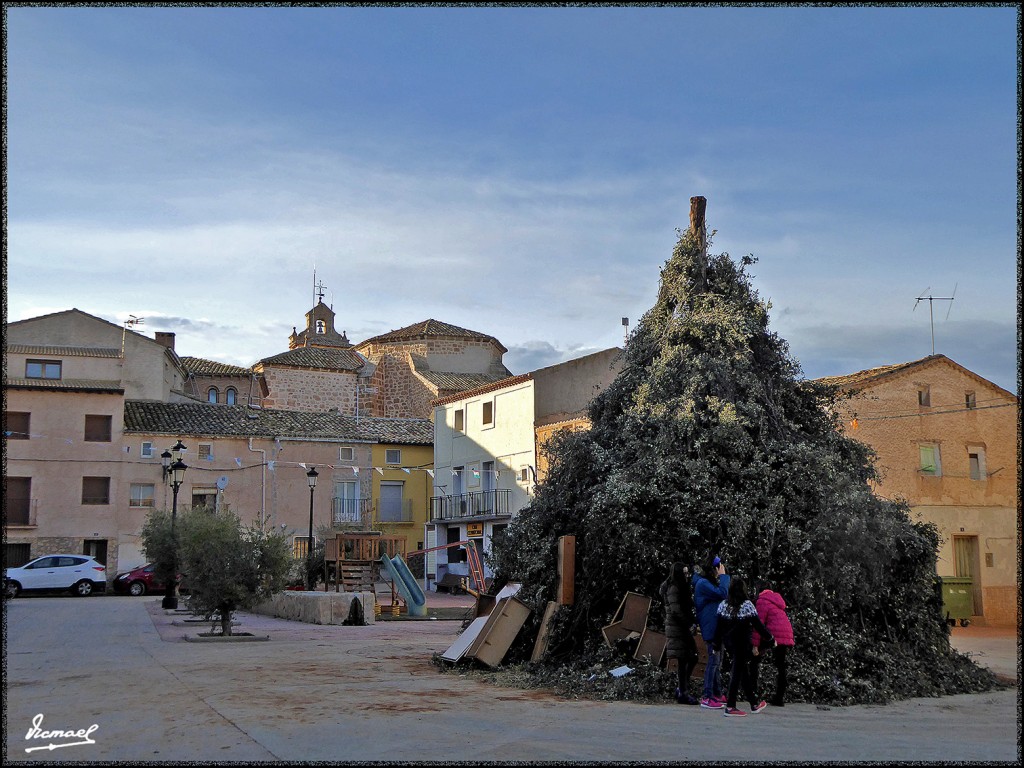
[5,555,107,598]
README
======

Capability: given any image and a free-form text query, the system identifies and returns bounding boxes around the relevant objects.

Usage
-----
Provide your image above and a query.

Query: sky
[5,5,1019,392]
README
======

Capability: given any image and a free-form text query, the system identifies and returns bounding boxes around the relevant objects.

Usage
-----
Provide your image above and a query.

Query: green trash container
[940,576,973,627]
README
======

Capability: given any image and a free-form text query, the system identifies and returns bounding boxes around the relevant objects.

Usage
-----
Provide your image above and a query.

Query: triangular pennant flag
[268,461,276,471]
[402,468,410,474]
[299,462,307,469]
[426,469,434,478]
[352,466,360,475]
[235,458,242,467]
[375,467,384,475]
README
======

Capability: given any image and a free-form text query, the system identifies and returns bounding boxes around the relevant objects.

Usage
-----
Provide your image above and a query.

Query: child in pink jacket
[751,581,795,706]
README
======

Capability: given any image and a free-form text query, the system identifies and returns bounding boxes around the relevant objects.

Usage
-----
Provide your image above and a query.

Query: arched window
[315,319,326,334]
[226,388,237,405]
[208,387,219,403]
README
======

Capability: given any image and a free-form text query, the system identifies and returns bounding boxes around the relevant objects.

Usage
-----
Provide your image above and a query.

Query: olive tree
[143,506,291,635]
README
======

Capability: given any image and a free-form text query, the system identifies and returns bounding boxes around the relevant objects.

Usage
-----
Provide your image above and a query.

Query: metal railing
[429,489,511,521]
[332,497,373,525]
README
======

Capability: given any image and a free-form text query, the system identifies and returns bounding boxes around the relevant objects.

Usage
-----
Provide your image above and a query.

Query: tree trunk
[220,605,232,636]
[689,196,708,292]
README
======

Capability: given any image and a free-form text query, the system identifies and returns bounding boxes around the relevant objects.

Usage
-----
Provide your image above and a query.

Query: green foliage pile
[142,506,292,635]
[488,223,1000,704]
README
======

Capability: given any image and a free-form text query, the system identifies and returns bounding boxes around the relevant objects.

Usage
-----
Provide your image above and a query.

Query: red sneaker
[751,700,768,714]
[723,707,747,717]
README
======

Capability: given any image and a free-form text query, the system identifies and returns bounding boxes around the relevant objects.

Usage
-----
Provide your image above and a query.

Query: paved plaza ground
[3,593,1018,763]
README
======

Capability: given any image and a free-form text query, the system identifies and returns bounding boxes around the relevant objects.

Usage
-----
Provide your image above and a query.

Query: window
[140,441,154,458]
[130,483,156,507]
[82,477,111,504]
[965,391,977,410]
[919,445,941,476]
[968,446,987,481]
[26,359,61,379]
[482,400,494,427]
[5,477,32,525]
[454,409,464,432]
[84,415,112,442]
[918,387,931,407]
[5,543,32,568]
[333,480,360,523]
[293,536,314,559]
[5,411,30,440]
[198,443,213,461]
[315,319,326,334]
[192,489,217,510]
[226,388,237,405]
[519,467,531,482]
[379,482,406,522]
[385,449,401,465]
[208,387,219,403]
[339,446,355,462]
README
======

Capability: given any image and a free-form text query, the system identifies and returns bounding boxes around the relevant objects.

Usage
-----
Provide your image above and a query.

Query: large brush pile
[487,199,999,705]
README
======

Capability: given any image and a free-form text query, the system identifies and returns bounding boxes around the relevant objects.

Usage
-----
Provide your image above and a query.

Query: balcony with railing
[4,498,38,527]
[430,489,511,522]
[332,497,373,526]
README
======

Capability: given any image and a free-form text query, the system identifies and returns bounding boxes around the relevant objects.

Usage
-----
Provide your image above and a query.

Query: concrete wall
[533,347,622,422]
[252,590,376,625]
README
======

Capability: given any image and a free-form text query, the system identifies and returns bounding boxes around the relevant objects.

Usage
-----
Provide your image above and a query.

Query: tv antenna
[124,315,145,328]
[913,284,956,355]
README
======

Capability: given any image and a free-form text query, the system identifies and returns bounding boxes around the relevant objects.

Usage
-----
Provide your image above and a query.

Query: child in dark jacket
[751,581,795,706]
[660,561,699,704]
[714,576,774,717]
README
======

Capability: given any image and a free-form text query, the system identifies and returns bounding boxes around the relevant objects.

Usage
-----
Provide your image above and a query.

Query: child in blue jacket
[692,555,730,709]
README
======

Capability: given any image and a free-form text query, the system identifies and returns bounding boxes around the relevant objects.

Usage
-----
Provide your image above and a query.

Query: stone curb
[182,632,270,642]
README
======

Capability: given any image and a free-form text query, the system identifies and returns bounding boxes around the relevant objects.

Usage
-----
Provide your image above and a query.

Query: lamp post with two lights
[161,440,188,609]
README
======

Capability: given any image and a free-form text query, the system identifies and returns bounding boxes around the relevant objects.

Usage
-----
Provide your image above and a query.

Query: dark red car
[112,563,183,596]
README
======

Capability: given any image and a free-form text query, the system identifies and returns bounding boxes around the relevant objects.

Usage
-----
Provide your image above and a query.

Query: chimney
[155,332,176,351]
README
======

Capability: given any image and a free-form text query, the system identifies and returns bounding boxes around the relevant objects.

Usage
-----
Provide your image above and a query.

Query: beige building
[817,354,1018,626]
[3,308,434,580]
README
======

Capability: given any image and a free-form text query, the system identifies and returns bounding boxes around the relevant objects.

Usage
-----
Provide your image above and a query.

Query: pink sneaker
[723,707,747,717]
[751,700,768,714]
[700,697,724,709]
[713,695,728,704]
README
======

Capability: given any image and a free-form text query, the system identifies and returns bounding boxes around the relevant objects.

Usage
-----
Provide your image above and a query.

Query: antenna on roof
[124,315,145,328]
[622,317,629,346]
[913,286,955,355]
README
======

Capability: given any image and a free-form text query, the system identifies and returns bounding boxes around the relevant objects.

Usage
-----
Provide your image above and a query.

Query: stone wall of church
[260,367,360,414]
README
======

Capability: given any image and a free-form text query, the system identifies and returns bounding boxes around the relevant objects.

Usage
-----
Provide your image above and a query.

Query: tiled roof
[432,373,534,407]
[358,319,506,351]
[181,356,254,377]
[4,377,124,393]
[6,344,122,358]
[256,347,366,372]
[417,370,514,392]
[122,401,432,444]
[814,356,943,390]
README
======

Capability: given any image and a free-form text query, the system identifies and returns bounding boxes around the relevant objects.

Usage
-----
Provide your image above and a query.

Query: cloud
[504,340,606,375]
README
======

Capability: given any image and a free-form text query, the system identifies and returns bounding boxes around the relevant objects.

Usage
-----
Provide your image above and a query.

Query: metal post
[163,479,180,610]
[307,484,315,591]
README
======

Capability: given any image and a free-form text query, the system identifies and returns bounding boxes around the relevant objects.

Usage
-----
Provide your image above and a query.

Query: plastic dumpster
[940,576,973,627]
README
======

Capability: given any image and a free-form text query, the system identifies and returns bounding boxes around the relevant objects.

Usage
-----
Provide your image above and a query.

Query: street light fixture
[306,467,319,591]
[162,442,188,610]
[161,450,172,481]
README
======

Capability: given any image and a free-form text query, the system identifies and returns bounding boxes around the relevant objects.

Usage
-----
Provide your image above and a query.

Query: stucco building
[428,348,622,589]
[817,354,1018,627]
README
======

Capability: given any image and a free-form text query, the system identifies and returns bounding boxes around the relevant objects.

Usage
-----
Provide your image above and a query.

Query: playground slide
[380,554,428,617]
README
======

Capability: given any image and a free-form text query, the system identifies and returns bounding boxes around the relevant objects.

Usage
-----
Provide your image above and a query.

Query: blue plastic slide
[380,553,428,617]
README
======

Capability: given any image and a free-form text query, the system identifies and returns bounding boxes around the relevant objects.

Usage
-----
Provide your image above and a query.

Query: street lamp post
[162,440,188,610]
[306,467,319,591]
